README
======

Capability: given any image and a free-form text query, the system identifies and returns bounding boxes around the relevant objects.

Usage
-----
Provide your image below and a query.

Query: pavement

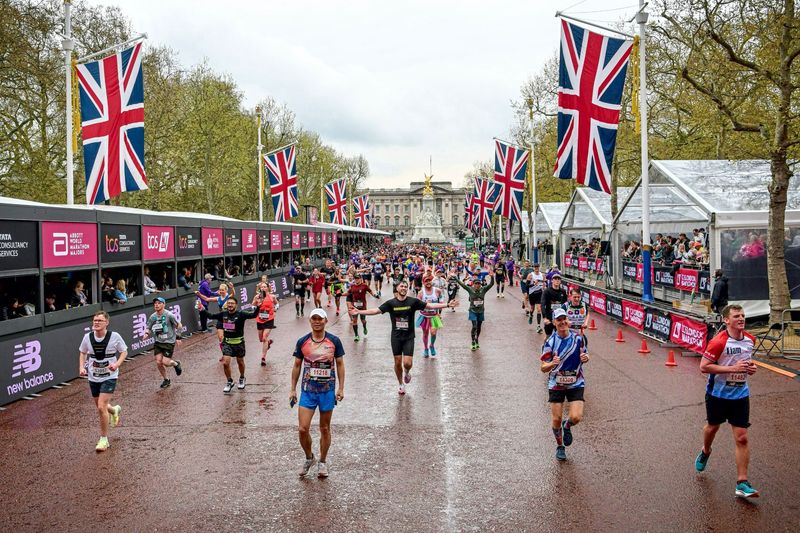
[1,283,799,532]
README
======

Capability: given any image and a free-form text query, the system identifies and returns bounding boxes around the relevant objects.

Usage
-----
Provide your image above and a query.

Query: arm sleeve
[293,337,305,359]
[146,315,155,330]
[540,338,553,361]
[378,301,391,314]
[542,291,552,317]
[79,334,91,354]
[702,334,726,362]
[112,333,128,353]
[333,336,345,358]
[413,298,428,311]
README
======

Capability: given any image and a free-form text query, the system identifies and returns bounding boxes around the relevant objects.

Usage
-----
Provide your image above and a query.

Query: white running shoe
[398,383,406,395]
[300,455,316,477]
[317,462,329,478]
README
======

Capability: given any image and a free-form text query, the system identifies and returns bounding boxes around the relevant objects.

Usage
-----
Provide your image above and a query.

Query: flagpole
[63,1,74,205]
[637,0,654,303]
[530,119,537,264]
[256,106,264,222]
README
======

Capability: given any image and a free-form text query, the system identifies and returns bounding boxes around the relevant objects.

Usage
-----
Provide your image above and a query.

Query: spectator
[710,269,729,313]
[113,280,128,304]
[9,297,34,318]
[143,266,159,295]
[177,267,193,290]
[196,273,216,333]
[44,293,57,313]
[101,277,116,303]
[69,281,89,308]
[739,233,765,259]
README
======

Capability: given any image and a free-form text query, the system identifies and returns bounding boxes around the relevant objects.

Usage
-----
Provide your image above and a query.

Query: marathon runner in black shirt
[351,280,457,395]
[292,269,309,317]
[320,260,336,308]
[202,297,258,393]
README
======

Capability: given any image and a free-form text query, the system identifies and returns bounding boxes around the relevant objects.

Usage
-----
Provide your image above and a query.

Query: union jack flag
[493,139,528,221]
[325,178,348,225]
[352,194,371,229]
[473,178,498,231]
[264,144,299,222]
[463,192,473,229]
[553,20,633,194]
[76,42,147,204]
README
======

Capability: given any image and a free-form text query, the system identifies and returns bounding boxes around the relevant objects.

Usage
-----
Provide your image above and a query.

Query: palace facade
[369,181,467,241]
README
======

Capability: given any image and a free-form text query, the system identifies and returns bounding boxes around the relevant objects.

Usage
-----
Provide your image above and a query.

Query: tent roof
[561,187,633,231]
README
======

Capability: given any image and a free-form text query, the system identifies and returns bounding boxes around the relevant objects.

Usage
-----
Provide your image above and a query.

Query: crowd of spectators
[622,229,710,269]
[565,237,603,257]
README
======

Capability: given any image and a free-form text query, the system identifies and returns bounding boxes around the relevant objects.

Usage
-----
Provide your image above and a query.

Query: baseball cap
[553,308,568,320]
[309,308,328,320]
[154,296,166,304]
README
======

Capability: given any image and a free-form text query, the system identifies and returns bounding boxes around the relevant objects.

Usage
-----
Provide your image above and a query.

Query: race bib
[555,371,577,385]
[726,372,748,386]
[309,367,332,378]
[92,360,110,377]
[473,299,483,306]
[355,301,364,308]
[223,322,236,331]
[396,318,409,330]
[258,312,270,320]
[157,333,168,341]
[152,323,163,333]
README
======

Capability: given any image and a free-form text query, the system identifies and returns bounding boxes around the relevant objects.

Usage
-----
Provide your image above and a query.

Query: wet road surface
[2,286,799,532]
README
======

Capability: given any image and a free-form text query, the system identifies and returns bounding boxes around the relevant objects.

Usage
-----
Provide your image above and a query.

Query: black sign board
[257,230,270,252]
[698,270,711,294]
[282,231,291,249]
[176,227,201,257]
[644,307,672,343]
[224,229,241,253]
[622,261,637,280]
[300,232,308,247]
[654,266,675,287]
[100,224,141,263]
[0,220,38,271]
[605,294,623,321]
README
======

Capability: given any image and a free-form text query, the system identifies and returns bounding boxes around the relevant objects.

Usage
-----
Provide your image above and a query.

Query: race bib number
[152,323,163,333]
[473,299,483,306]
[355,301,364,308]
[157,333,168,341]
[309,367,331,378]
[396,318,409,330]
[258,312,270,320]
[726,372,748,386]
[92,360,110,377]
[555,371,577,385]
[223,322,236,331]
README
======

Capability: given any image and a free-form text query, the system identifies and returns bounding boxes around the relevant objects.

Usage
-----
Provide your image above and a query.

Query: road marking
[752,359,798,378]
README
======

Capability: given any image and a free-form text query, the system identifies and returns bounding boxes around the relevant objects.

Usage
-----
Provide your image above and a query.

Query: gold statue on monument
[423,174,433,195]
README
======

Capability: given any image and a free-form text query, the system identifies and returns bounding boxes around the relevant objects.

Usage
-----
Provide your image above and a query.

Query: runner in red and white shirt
[694,304,759,498]
[345,276,375,341]
[309,268,326,309]
[252,282,278,367]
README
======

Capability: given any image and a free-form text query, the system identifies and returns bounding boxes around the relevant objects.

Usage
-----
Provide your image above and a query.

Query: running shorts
[705,393,750,428]
[544,322,555,336]
[256,320,275,330]
[222,343,246,358]
[153,342,175,358]
[548,387,585,403]
[391,335,415,356]
[528,291,542,307]
[468,310,485,322]
[294,288,306,297]
[300,389,336,412]
[89,379,117,397]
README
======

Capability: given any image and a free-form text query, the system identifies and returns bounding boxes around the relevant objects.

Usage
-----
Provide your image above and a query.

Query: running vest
[88,331,117,382]
[257,297,275,323]
[420,286,441,317]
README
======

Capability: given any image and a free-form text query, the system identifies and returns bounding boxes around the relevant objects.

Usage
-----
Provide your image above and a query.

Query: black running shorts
[548,387,585,403]
[222,343,246,358]
[705,393,750,428]
[391,336,415,356]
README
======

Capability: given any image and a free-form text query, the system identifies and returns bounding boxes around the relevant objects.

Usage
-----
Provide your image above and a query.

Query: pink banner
[578,256,588,271]
[622,300,645,330]
[321,232,328,246]
[270,230,282,251]
[331,232,337,245]
[634,262,654,283]
[142,226,174,261]
[674,268,699,292]
[42,222,98,269]
[670,314,708,353]
[589,290,606,315]
[595,258,604,274]
[202,228,223,255]
[564,254,572,267]
[242,229,257,253]
[308,232,316,248]
[291,231,301,249]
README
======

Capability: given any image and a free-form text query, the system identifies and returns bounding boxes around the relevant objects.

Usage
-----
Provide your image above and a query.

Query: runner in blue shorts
[290,308,345,479]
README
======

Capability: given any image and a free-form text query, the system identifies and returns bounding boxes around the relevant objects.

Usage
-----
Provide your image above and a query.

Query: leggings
[470,319,483,342]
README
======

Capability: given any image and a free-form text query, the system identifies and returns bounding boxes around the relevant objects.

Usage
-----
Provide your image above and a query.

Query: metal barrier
[781,307,800,360]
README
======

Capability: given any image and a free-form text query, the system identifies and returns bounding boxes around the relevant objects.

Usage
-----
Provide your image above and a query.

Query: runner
[540,308,589,461]
[142,297,183,389]
[201,297,258,393]
[694,304,759,498]
[350,281,457,395]
[372,259,385,298]
[330,268,346,316]
[505,256,516,287]
[195,282,233,361]
[344,275,375,341]
[416,274,444,357]
[310,268,326,309]
[446,270,460,312]
[526,264,546,331]
[562,288,590,347]
[320,259,336,308]
[456,276,494,350]
[252,282,278,366]
[78,311,127,452]
[493,257,508,298]
[518,259,533,314]
[292,266,309,317]
[301,257,314,300]
[540,272,568,336]
[290,308,345,478]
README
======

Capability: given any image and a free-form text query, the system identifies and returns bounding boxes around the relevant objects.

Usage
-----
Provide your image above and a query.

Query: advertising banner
[300,232,308,247]
[605,293,623,321]
[622,261,637,280]
[0,220,38,271]
[644,307,672,343]
[654,266,675,288]
[142,226,174,261]
[577,256,588,271]
[331,232,337,245]
[176,227,201,257]
[100,224,140,263]
[224,229,241,253]
[670,314,709,354]
[282,231,291,249]
[202,228,223,256]
[674,268,699,292]
[271,230,282,251]
[698,270,711,294]
[242,229,257,253]
[594,258,604,274]
[308,232,316,248]
[622,299,645,330]
[257,230,270,252]
[291,231,301,249]
[321,232,328,246]
[564,254,572,268]
[589,290,607,315]
[42,221,98,269]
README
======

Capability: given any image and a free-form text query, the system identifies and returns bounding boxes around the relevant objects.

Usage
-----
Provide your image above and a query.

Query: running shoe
[735,481,759,498]
[110,405,122,428]
[471,342,477,351]
[423,349,429,358]
[317,462,329,479]
[160,378,171,389]
[562,420,573,447]
[296,312,301,318]
[261,358,267,367]
[398,384,406,395]
[430,347,437,357]
[695,450,710,472]
[404,372,412,384]
[555,445,567,461]
[336,311,340,316]
[536,326,543,334]
[475,342,480,349]
[268,339,273,349]
[238,376,246,390]
[354,335,360,342]
[300,455,317,477]
[95,436,109,452]
[528,315,533,325]
[174,360,183,376]
[223,379,234,393]
[362,325,368,336]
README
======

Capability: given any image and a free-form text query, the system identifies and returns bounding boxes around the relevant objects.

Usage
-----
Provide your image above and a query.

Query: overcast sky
[87,0,640,189]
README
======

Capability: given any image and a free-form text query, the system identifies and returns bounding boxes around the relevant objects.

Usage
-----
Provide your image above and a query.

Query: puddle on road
[257,396,275,410]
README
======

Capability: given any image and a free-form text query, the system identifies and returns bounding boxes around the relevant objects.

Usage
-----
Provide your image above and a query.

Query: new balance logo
[12,341,41,378]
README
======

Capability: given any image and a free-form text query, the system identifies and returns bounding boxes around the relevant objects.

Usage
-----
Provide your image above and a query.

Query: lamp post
[256,105,264,222]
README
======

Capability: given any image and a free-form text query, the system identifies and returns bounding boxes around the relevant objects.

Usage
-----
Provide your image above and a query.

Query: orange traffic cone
[665,350,678,367]
[615,328,625,343]
[637,339,651,354]
[588,318,597,331]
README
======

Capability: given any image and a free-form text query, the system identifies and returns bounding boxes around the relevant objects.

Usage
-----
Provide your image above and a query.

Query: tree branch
[680,67,761,133]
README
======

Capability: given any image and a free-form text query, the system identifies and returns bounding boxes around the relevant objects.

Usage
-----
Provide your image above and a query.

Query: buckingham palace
[368,181,467,241]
